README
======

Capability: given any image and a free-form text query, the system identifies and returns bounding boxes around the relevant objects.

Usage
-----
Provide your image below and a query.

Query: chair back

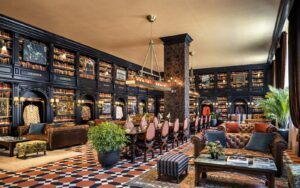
[200,116,204,126]
[124,120,134,130]
[140,117,148,131]
[183,118,189,130]
[153,117,159,129]
[145,123,156,141]
[195,116,199,128]
[173,118,180,133]
[161,121,169,137]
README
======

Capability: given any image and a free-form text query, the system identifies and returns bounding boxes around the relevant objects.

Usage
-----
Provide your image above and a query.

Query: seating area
[0,0,300,187]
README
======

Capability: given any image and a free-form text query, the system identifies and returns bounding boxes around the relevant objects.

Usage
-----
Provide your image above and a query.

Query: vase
[210,153,219,159]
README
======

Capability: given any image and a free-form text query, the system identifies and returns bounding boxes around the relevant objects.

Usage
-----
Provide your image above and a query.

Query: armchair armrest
[270,132,288,177]
[191,134,206,158]
[17,125,30,136]
[217,123,226,131]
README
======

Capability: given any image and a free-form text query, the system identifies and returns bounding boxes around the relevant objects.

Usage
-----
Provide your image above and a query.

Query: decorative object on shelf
[256,86,289,129]
[207,141,224,160]
[88,122,128,167]
[79,55,95,80]
[126,15,171,92]
[0,30,12,65]
[98,93,112,119]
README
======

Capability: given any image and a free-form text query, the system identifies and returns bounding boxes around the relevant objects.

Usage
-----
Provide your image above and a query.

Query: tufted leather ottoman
[16,140,47,159]
[287,164,300,188]
[157,153,189,183]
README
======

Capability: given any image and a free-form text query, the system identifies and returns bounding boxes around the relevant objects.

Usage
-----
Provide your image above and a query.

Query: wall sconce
[13,96,25,106]
[225,102,232,106]
[50,98,60,108]
[247,101,255,107]
[98,100,104,108]
[212,102,219,106]
[77,100,85,107]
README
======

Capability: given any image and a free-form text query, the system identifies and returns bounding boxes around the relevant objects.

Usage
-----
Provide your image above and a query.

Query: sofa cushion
[226,133,251,148]
[245,132,273,153]
[28,123,45,135]
[226,122,239,133]
[205,131,226,147]
[23,134,48,142]
[255,123,269,133]
[201,148,272,158]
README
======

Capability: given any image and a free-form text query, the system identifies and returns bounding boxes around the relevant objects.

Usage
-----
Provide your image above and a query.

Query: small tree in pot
[88,122,128,167]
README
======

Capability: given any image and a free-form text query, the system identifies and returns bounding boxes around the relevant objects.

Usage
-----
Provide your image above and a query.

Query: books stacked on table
[253,157,271,167]
[227,156,249,165]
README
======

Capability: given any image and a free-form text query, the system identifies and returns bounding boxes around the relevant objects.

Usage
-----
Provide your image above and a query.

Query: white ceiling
[0,0,280,70]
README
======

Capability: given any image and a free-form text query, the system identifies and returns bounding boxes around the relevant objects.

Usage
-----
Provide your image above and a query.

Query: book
[227,156,249,165]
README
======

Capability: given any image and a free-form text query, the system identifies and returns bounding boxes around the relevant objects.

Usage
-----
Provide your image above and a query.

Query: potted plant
[88,122,128,167]
[210,112,217,127]
[257,86,290,141]
[207,141,224,159]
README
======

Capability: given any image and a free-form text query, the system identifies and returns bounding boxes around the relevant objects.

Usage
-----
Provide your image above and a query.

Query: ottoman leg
[44,151,46,155]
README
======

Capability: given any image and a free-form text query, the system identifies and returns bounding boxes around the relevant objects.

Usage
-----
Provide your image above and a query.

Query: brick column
[160,34,193,122]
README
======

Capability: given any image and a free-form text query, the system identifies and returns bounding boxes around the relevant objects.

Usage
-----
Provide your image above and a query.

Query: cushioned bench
[287,164,300,188]
[16,140,47,159]
[157,153,189,183]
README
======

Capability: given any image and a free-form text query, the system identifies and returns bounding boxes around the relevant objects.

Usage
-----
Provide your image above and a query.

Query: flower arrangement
[207,141,224,159]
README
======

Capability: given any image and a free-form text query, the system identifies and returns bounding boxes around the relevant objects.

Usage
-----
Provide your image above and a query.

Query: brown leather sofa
[18,123,89,150]
[191,123,288,177]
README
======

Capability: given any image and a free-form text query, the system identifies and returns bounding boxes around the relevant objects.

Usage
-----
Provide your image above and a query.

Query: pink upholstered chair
[169,118,180,148]
[140,117,148,132]
[137,123,156,162]
[180,118,190,144]
[153,117,159,129]
[159,121,169,154]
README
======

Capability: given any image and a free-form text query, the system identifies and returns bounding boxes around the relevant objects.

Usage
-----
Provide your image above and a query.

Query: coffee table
[194,154,277,188]
[0,136,30,157]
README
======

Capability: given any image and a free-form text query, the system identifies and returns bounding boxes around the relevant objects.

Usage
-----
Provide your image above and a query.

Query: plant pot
[211,119,217,127]
[98,150,120,168]
[210,152,219,159]
[278,128,289,142]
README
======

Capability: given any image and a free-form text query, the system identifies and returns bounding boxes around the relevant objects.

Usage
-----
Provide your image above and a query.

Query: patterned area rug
[126,166,289,188]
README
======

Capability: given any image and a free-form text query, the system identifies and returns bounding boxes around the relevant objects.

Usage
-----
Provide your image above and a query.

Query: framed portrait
[0,98,9,117]
[116,69,126,81]
[232,73,246,84]
[102,103,112,114]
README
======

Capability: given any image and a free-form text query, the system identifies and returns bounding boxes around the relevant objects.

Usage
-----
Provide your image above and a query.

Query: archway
[21,90,47,125]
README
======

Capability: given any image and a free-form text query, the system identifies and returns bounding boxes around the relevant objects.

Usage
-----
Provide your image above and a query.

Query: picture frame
[23,40,48,65]
[116,69,126,81]
[0,98,9,117]
[232,73,246,84]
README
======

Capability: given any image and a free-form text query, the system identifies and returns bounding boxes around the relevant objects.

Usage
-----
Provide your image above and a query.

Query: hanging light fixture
[189,51,200,97]
[126,15,171,92]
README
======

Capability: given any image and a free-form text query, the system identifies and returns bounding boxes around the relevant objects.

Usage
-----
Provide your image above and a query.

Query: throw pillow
[28,123,45,135]
[205,131,227,148]
[254,123,269,133]
[226,122,239,133]
[245,132,274,153]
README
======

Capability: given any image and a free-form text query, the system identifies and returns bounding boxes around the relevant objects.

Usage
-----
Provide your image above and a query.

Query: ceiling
[0,0,280,71]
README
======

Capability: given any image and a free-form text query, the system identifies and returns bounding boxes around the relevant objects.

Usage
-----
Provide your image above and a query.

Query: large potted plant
[88,122,128,167]
[257,86,290,141]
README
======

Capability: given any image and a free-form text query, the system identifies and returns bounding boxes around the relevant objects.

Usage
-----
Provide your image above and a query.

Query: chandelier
[126,15,171,92]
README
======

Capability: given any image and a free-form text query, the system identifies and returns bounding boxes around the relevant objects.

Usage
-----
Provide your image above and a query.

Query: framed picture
[116,69,126,81]
[232,73,246,84]
[23,40,48,65]
[0,98,9,117]
[102,103,112,114]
